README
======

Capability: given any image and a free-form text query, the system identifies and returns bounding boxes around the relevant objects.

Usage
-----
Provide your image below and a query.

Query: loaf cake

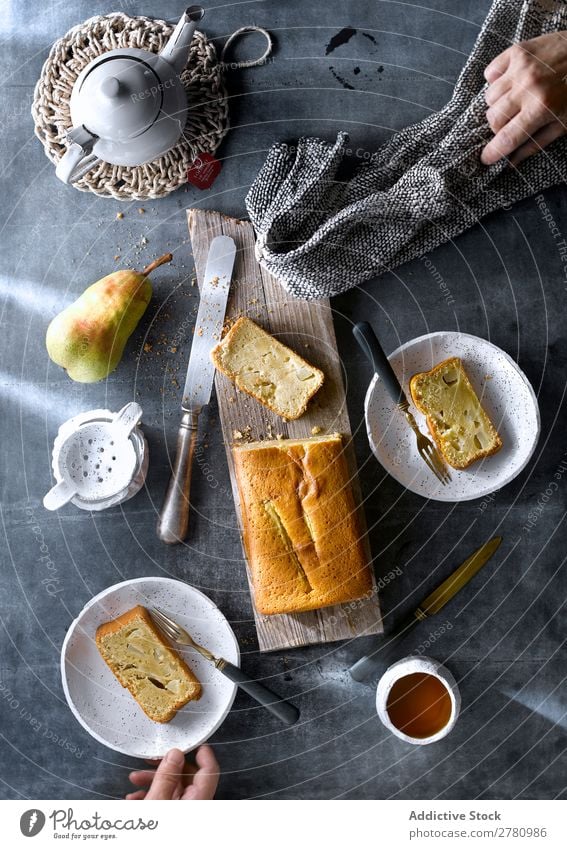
[232,434,373,615]
[211,316,324,419]
[95,606,201,723]
[409,357,502,470]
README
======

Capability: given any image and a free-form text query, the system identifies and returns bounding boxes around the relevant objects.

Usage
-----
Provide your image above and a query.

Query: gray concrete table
[1,0,565,799]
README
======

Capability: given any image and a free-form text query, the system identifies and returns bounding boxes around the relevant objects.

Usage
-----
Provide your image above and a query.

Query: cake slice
[211,317,324,419]
[232,433,374,614]
[409,357,502,470]
[95,605,201,723]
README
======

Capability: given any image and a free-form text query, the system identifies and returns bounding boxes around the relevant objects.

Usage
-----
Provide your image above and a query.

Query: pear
[46,253,172,383]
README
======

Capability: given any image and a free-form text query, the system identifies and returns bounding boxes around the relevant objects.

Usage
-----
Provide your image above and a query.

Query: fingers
[144,748,186,800]
[129,769,157,788]
[510,121,566,164]
[484,46,512,83]
[481,108,543,164]
[485,74,512,107]
[125,790,147,800]
[129,760,197,788]
[195,743,219,771]
[486,92,521,133]
[182,745,220,801]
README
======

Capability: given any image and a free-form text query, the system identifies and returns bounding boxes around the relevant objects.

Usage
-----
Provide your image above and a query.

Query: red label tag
[187,152,222,189]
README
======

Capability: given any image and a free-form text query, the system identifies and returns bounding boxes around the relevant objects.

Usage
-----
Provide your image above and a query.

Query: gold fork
[150,608,299,726]
[353,322,451,486]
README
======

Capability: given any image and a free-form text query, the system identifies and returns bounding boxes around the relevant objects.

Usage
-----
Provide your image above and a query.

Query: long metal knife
[349,536,502,681]
[157,235,236,543]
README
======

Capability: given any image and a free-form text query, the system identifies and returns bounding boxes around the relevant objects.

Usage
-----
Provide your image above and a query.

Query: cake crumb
[311,425,322,435]
[138,207,145,214]
[143,342,152,353]
[221,316,238,337]
[234,425,254,442]
[115,211,124,220]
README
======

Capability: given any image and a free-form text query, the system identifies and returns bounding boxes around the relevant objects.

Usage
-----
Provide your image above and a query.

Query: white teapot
[56,6,204,184]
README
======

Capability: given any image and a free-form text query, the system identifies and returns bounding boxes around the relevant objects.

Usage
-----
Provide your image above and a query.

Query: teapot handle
[56,126,100,184]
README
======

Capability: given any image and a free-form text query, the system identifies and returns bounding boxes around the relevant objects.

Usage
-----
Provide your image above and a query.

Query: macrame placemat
[32,13,229,200]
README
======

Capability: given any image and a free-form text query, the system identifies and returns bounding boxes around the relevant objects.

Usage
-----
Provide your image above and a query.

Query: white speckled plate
[61,578,239,758]
[365,331,540,502]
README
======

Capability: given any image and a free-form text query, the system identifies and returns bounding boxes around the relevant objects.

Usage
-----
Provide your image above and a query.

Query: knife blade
[349,536,502,681]
[157,235,236,544]
[182,235,236,410]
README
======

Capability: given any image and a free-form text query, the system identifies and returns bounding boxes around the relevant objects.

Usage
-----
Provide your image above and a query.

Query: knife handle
[219,661,300,727]
[349,613,419,683]
[157,409,200,544]
[353,321,405,405]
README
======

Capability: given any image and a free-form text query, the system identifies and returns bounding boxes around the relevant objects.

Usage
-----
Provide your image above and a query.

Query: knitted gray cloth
[246,0,567,300]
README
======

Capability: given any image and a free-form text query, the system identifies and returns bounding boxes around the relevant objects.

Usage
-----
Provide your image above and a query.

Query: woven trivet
[32,13,229,200]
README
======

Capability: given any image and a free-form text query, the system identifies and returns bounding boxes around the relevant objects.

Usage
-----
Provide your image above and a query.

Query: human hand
[481,32,567,165]
[126,745,219,800]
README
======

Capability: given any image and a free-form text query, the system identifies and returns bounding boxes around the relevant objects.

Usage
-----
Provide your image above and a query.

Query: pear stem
[141,253,173,277]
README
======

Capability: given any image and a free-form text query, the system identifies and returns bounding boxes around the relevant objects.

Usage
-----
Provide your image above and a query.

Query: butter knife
[157,236,236,543]
[349,536,502,681]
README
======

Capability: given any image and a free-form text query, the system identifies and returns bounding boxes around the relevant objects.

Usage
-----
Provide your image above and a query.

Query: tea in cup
[376,655,460,744]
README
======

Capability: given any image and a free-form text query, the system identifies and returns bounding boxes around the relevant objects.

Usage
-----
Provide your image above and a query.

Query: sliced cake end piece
[409,357,502,470]
[95,605,201,723]
[211,316,324,419]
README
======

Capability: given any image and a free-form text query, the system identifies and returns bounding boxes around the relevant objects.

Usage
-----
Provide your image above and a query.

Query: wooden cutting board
[188,209,383,652]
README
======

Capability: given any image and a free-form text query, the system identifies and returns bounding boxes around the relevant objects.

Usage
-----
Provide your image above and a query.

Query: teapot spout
[161,6,205,74]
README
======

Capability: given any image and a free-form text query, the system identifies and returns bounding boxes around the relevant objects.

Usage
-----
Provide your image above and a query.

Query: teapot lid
[74,56,163,140]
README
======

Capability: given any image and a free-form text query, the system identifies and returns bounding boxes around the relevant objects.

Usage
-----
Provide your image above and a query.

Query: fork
[353,322,451,486]
[150,608,300,727]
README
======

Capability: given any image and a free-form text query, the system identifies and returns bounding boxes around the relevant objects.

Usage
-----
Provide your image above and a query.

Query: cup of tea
[376,655,460,745]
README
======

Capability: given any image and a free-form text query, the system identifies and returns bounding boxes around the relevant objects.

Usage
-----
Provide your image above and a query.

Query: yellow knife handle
[419,536,502,617]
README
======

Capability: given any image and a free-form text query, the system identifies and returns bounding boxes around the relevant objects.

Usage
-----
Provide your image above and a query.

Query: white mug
[376,655,461,745]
